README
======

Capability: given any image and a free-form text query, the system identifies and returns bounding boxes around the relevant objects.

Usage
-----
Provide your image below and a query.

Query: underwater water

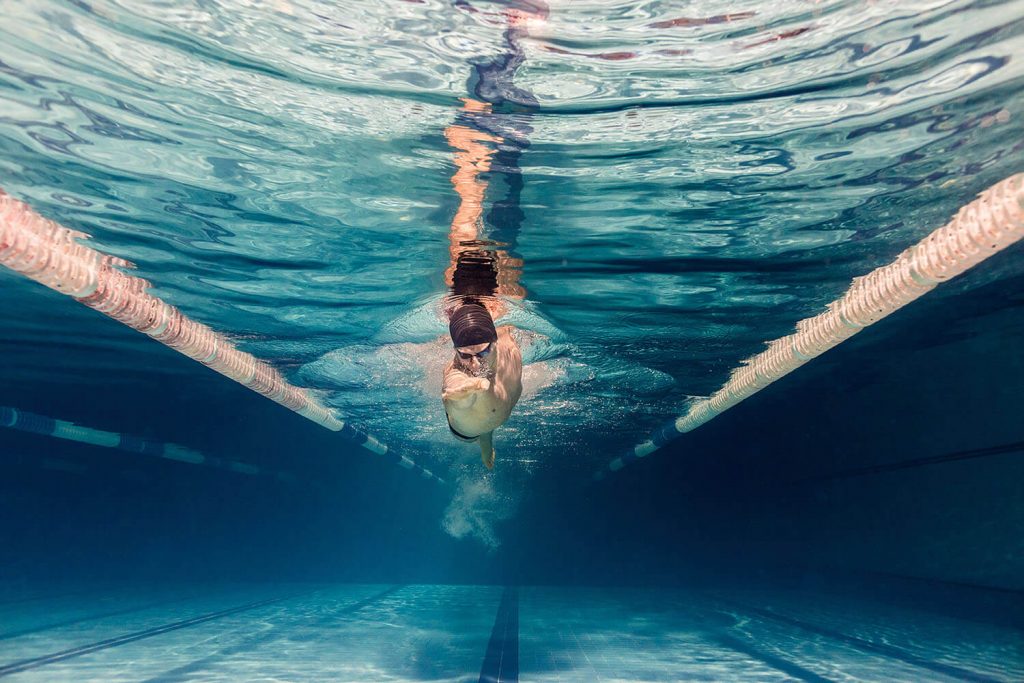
[1,0,1023,680]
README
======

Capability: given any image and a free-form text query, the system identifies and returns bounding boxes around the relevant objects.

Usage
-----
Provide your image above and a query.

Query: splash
[441,474,516,551]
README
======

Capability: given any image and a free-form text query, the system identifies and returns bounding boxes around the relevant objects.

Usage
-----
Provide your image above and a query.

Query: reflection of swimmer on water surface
[443,100,526,313]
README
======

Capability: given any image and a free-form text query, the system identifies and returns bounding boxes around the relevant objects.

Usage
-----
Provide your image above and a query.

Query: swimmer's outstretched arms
[442,303,523,469]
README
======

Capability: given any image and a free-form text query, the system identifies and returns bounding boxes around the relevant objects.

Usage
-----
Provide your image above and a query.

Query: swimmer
[440,2,542,468]
[442,302,522,469]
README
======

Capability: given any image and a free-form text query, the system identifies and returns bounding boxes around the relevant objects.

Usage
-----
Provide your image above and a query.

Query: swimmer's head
[450,303,497,347]
[450,303,498,374]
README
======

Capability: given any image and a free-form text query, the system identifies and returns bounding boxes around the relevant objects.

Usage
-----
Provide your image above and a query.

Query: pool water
[1,0,1022,681]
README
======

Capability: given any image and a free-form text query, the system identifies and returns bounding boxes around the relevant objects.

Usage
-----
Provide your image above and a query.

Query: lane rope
[597,174,1024,479]
[0,191,443,485]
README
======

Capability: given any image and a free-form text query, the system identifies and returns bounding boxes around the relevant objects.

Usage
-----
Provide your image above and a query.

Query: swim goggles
[456,342,493,362]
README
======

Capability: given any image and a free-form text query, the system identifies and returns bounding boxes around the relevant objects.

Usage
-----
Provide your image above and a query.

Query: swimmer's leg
[479,431,495,470]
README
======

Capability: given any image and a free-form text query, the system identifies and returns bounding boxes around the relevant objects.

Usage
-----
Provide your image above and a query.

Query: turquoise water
[1,0,1023,680]
[2,0,1021,466]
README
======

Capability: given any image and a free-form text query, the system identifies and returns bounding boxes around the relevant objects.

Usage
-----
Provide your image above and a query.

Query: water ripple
[0,0,1021,471]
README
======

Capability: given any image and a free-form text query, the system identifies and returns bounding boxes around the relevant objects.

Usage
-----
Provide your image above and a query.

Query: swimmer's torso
[442,326,522,438]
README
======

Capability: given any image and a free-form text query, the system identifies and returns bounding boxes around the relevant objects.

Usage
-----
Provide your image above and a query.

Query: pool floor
[0,581,1020,681]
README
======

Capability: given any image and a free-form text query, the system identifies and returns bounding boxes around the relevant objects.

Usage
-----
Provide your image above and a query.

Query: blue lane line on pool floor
[714,634,834,683]
[0,592,206,641]
[0,590,314,678]
[731,602,1002,683]
[144,585,406,683]
[479,586,519,683]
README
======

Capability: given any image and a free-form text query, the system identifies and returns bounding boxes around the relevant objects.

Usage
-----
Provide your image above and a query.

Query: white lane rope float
[0,190,443,485]
[597,173,1024,479]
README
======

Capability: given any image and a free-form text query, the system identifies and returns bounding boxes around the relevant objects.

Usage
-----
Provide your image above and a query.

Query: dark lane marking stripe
[795,440,1024,484]
[0,593,205,641]
[143,585,406,683]
[835,572,1024,631]
[0,590,313,677]
[307,584,404,623]
[714,634,834,683]
[479,586,519,683]
[730,602,1002,683]
[843,570,1024,596]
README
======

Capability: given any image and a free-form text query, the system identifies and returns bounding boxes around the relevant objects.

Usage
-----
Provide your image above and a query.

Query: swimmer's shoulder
[496,324,518,341]
[494,326,522,368]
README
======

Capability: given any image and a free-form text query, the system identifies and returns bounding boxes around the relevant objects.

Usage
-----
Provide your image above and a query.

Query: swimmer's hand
[481,445,495,469]
[480,432,495,470]
[442,375,490,402]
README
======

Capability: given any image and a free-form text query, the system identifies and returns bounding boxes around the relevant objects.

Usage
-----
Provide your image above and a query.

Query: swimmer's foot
[480,432,495,470]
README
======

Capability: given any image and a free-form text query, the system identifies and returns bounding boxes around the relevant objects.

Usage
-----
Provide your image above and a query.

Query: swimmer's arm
[491,327,523,405]
[442,365,490,402]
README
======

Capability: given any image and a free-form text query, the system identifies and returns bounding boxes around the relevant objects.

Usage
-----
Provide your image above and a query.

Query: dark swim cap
[449,303,498,348]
